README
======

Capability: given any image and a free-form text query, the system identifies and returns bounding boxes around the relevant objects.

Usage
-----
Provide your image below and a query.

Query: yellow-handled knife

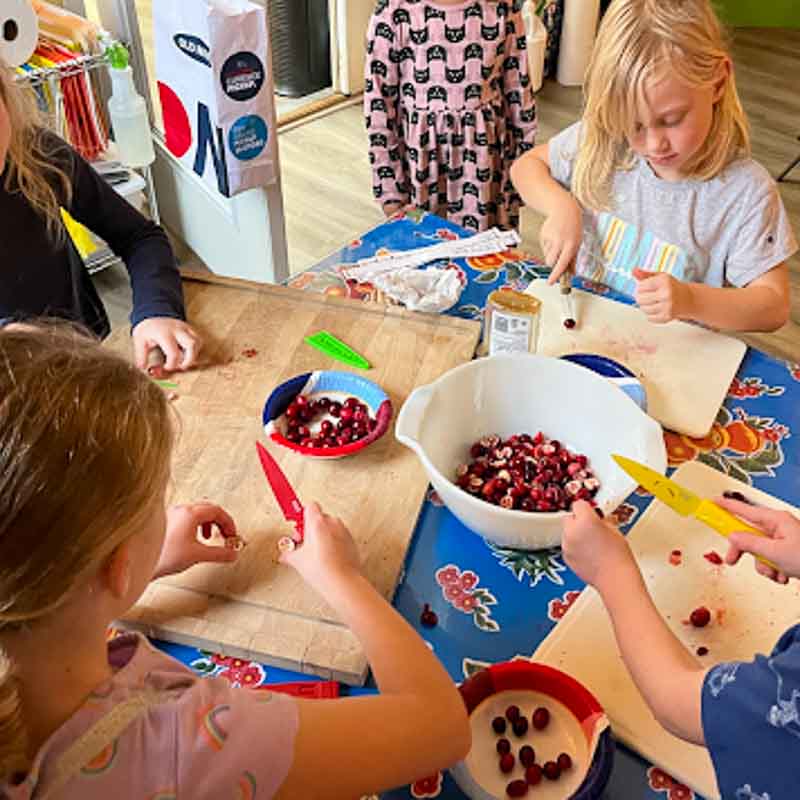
[612,454,777,569]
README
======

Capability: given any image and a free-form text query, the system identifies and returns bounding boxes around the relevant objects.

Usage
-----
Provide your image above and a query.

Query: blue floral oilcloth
[702,623,800,799]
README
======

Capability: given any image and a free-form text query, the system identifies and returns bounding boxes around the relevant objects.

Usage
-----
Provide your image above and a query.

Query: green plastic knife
[304,331,371,370]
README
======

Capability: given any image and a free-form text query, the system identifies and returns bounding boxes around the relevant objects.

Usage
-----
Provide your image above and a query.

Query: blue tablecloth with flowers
[155,211,800,800]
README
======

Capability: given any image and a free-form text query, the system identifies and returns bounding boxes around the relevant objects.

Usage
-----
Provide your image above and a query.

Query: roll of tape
[1,0,38,68]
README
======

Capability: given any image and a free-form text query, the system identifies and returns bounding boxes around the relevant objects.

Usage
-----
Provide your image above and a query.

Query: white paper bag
[154,0,277,197]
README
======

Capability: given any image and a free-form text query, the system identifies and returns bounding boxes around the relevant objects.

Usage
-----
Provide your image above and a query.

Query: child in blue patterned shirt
[563,497,800,798]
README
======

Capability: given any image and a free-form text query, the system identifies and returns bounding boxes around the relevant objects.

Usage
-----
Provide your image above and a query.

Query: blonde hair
[0,325,174,781]
[0,61,72,244]
[573,0,750,211]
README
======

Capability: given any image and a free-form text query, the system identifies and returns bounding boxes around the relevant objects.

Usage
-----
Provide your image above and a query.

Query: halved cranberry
[531,707,550,730]
[505,705,521,722]
[519,745,536,767]
[703,551,724,565]
[506,779,528,797]
[543,761,561,780]
[512,717,529,737]
[492,716,507,734]
[690,606,711,628]
[471,443,487,458]
[525,764,543,786]
[556,753,572,771]
[499,753,515,773]
[496,738,511,755]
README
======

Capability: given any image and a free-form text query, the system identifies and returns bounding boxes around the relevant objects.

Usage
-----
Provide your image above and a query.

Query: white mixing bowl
[396,354,666,549]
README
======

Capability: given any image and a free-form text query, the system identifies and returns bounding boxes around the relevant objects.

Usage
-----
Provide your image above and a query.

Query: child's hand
[154,503,240,579]
[542,195,583,283]
[633,269,694,323]
[562,501,638,591]
[382,201,406,218]
[132,317,202,372]
[279,503,361,591]
[717,496,800,584]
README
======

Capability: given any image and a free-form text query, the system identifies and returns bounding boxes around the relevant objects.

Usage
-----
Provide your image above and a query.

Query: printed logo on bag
[173,33,211,67]
[221,52,265,102]
[229,115,268,161]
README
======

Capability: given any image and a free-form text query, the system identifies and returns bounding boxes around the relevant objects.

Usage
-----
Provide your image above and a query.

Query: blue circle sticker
[228,115,268,161]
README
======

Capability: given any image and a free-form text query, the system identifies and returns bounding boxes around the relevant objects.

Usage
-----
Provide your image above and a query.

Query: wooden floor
[96,27,800,362]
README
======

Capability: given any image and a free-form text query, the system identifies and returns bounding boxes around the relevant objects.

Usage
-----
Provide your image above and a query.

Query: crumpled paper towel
[372,267,463,313]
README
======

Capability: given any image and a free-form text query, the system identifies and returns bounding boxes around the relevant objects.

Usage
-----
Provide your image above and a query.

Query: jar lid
[487,289,541,314]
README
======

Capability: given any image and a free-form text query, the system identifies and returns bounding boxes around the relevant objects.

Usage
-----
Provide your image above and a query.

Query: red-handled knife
[256,441,304,543]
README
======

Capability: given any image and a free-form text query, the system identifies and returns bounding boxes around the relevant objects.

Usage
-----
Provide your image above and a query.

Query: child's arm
[633,261,791,332]
[510,142,583,282]
[48,133,201,369]
[364,11,408,217]
[274,503,471,799]
[562,502,707,744]
[718,496,800,583]
[502,7,537,163]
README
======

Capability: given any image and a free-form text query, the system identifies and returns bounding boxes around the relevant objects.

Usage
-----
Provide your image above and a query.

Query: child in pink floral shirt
[0,326,470,799]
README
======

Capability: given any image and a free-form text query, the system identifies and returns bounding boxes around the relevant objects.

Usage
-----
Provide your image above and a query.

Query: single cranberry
[543,761,561,780]
[297,425,310,439]
[499,753,515,773]
[285,404,299,419]
[696,646,709,656]
[519,745,536,767]
[320,420,333,435]
[354,410,368,423]
[512,717,529,737]
[368,418,378,431]
[317,397,330,409]
[531,707,550,730]
[703,551,724,565]
[295,394,308,407]
[344,396,360,409]
[525,764,543,786]
[690,606,711,628]
[564,318,576,329]
[340,407,354,423]
[492,716,507,734]
[556,753,572,771]
[723,490,754,505]
[496,738,511,755]
[505,705,521,722]
[329,401,342,417]
[470,443,486,458]
[506,779,529,797]
[420,604,438,628]
[338,429,353,444]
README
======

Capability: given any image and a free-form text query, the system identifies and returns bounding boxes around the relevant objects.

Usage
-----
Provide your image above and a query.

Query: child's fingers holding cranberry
[280,502,362,588]
[562,501,636,588]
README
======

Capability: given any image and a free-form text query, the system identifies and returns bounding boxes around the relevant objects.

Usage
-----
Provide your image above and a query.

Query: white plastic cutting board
[524,280,746,437]
[533,461,800,800]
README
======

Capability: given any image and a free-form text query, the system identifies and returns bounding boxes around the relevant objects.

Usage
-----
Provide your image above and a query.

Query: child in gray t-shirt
[510,0,796,333]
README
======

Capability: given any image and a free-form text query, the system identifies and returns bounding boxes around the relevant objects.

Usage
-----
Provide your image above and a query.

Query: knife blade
[612,454,776,568]
[256,441,304,543]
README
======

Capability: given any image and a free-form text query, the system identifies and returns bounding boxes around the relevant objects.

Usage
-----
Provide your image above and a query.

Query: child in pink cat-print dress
[365,0,537,232]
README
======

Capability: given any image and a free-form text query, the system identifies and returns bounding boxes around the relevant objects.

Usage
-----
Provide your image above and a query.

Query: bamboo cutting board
[524,280,747,438]
[107,276,481,684]
[533,461,800,799]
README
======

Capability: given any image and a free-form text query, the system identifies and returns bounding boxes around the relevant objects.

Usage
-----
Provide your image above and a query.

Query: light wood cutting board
[533,461,800,799]
[524,280,746,437]
[107,276,480,684]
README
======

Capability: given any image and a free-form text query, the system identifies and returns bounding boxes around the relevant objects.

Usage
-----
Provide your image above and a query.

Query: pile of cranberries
[455,433,599,513]
[491,704,573,796]
[282,394,377,449]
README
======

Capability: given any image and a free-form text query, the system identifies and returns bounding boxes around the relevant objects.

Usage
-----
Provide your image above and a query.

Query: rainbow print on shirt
[579,212,694,297]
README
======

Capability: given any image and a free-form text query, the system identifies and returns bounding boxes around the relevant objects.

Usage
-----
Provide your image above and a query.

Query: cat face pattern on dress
[364,0,537,231]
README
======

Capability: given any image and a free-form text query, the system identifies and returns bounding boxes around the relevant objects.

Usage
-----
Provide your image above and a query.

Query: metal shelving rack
[15,48,160,275]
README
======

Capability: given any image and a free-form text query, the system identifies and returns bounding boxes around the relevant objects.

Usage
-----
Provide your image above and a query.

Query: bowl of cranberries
[396,354,666,549]
[452,660,614,800]
[263,370,393,459]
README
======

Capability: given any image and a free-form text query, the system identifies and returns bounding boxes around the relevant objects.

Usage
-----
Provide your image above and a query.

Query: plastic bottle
[106,43,155,168]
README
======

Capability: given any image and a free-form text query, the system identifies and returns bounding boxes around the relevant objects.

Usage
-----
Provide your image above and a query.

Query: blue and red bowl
[263,370,393,459]
[453,660,614,799]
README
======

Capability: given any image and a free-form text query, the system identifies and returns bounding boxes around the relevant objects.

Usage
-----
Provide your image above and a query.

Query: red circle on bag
[157,81,192,158]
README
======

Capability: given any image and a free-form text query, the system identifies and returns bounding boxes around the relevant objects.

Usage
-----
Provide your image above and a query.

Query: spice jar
[485,289,541,357]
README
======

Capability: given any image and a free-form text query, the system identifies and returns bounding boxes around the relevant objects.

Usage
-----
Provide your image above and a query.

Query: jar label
[489,311,532,356]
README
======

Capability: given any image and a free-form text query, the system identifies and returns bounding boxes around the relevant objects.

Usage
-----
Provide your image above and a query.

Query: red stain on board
[704,551,724,565]
[241,348,258,359]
